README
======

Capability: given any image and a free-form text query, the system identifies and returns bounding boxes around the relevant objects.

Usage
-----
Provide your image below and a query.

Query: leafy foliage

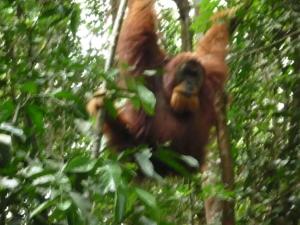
[0,0,299,224]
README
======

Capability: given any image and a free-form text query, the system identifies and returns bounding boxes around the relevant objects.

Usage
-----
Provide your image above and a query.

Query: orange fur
[86,98,102,117]
[196,24,229,88]
[86,89,105,116]
[170,92,199,113]
[88,0,229,173]
[117,0,165,73]
[196,24,229,60]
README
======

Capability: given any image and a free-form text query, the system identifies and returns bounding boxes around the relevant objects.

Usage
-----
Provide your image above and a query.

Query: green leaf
[30,199,56,219]
[66,207,84,225]
[135,188,157,209]
[0,100,15,122]
[20,81,38,94]
[0,177,19,190]
[70,6,81,36]
[126,189,137,215]
[154,149,190,177]
[74,119,92,135]
[114,188,127,223]
[202,183,234,200]
[58,200,72,211]
[191,0,218,33]
[0,123,25,140]
[139,216,157,225]
[64,155,97,173]
[130,96,141,109]
[40,7,59,18]
[180,155,199,168]
[134,148,155,177]
[69,192,90,215]
[99,162,122,194]
[22,165,47,178]
[54,90,77,101]
[32,174,56,186]
[136,83,156,115]
[26,105,44,132]
[104,98,118,119]
[0,135,11,167]
[125,77,137,92]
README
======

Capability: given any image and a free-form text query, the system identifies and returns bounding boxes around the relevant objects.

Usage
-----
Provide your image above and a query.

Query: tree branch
[93,0,128,157]
[173,0,193,51]
[215,92,235,225]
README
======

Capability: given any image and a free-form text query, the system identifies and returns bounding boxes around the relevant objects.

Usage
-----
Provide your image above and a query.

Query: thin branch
[93,0,128,157]
[105,0,128,72]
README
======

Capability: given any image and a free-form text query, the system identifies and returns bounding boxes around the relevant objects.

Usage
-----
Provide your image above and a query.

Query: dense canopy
[0,0,299,224]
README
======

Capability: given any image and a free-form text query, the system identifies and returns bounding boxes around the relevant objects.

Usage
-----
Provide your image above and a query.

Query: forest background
[0,0,299,224]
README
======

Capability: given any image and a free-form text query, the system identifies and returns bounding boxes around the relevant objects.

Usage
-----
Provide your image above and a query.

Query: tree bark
[192,1,235,223]
[110,0,120,21]
[173,0,193,51]
[105,0,128,72]
[215,92,235,225]
[201,148,223,225]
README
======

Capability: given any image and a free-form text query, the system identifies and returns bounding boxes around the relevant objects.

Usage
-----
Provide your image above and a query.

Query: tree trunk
[173,0,193,51]
[110,0,120,21]
[215,92,235,225]
[201,148,223,225]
